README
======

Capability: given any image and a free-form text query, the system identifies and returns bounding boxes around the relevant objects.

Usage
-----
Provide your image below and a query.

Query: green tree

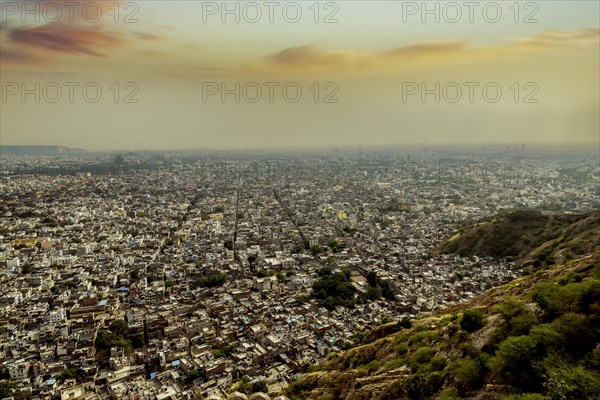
[129,333,145,348]
[311,245,324,256]
[0,381,17,398]
[366,270,378,287]
[256,270,269,278]
[196,273,227,288]
[380,280,396,300]
[328,240,343,253]
[129,270,139,281]
[109,319,129,337]
[212,349,225,358]
[252,380,268,393]
[57,367,77,382]
[236,376,253,394]
[363,287,382,301]
[185,369,202,384]
[312,271,356,310]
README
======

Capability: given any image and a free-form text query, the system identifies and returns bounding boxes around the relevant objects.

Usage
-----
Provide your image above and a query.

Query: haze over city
[1,0,599,150]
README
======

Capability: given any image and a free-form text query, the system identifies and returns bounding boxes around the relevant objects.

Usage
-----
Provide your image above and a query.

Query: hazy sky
[1,0,599,150]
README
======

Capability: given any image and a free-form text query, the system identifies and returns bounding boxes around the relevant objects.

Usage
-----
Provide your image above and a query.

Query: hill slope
[439,210,599,265]
[284,211,600,400]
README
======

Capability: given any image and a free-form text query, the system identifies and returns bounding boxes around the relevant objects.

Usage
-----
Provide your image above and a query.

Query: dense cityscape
[1,0,599,397]
[1,149,598,399]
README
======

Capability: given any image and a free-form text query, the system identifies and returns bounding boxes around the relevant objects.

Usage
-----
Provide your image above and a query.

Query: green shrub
[508,312,537,336]
[549,312,597,357]
[366,360,382,372]
[437,387,460,400]
[543,362,600,400]
[355,366,367,378]
[425,371,446,394]
[384,357,404,370]
[410,330,439,344]
[501,394,545,400]
[488,335,543,391]
[412,347,435,365]
[532,279,600,321]
[492,298,528,321]
[460,309,487,332]
[451,357,484,393]
[395,341,409,355]
[428,355,447,372]
[398,316,412,329]
[404,375,425,400]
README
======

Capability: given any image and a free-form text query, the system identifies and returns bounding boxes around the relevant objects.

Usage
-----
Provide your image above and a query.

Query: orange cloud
[0,0,169,66]
[9,26,125,57]
[238,29,599,78]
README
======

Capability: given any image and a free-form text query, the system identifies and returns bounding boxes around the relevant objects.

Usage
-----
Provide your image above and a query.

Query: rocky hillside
[439,210,599,265]
[283,211,600,400]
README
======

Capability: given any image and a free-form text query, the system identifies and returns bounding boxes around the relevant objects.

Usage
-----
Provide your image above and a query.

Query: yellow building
[12,238,37,248]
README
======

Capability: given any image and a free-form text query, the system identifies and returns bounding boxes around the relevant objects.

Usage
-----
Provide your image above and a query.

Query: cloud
[514,28,600,51]
[241,45,369,76]
[9,26,125,57]
[134,32,163,41]
[384,42,468,57]
[239,29,599,78]
[0,0,167,66]
[264,45,356,66]
[240,42,477,77]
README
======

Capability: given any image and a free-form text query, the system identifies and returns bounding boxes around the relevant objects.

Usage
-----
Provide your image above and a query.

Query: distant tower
[114,155,125,166]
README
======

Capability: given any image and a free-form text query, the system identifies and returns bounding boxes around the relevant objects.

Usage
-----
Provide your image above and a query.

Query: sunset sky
[1,0,599,150]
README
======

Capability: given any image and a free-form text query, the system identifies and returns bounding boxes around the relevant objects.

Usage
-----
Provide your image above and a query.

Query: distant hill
[0,145,89,156]
[282,211,600,400]
[438,209,600,266]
